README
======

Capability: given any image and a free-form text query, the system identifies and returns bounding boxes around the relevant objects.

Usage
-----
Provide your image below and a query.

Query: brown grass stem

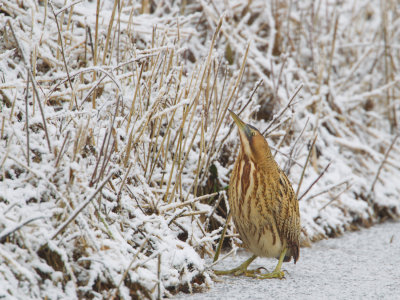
[49,1,77,108]
[24,72,30,166]
[7,20,52,153]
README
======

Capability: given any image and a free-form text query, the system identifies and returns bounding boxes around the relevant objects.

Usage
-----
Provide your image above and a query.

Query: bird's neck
[259,153,279,172]
[239,147,278,172]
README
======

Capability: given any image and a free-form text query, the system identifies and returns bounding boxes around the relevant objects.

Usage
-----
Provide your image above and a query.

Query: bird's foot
[242,268,264,277]
[213,267,262,277]
[256,269,285,279]
[214,250,289,279]
[255,248,287,279]
[213,255,258,277]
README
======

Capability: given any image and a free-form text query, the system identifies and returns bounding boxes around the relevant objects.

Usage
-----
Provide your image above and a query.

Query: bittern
[215,110,300,279]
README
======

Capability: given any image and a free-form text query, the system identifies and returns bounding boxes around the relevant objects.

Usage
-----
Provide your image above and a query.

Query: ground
[177,221,400,299]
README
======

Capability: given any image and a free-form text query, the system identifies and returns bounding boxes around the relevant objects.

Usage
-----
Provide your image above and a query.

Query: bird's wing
[257,167,300,262]
[274,168,300,262]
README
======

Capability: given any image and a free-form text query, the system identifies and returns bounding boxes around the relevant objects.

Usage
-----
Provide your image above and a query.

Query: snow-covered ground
[178,221,400,299]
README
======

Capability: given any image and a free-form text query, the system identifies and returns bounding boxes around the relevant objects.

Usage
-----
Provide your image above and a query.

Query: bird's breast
[229,155,256,220]
[229,155,286,258]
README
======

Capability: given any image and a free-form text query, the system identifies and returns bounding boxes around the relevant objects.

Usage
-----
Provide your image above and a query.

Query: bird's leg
[213,254,259,276]
[256,248,287,279]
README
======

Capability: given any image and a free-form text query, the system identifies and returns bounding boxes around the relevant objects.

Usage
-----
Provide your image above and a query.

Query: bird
[214,110,300,279]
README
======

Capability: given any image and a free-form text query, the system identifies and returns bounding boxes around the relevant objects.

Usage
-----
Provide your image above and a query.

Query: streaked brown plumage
[215,110,300,279]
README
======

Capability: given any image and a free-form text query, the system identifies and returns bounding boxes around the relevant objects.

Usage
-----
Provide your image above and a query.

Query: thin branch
[306,179,351,201]
[299,161,331,201]
[208,248,236,270]
[90,129,108,187]
[262,83,303,136]
[50,1,78,108]
[318,182,353,212]
[7,20,52,152]
[54,131,70,168]
[368,133,399,201]
[97,95,120,184]
[296,134,318,198]
[160,192,219,213]
[0,216,46,243]
[269,144,304,168]
[157,253,162,300]
[24,72,30,166]
[110,237,149,300]
[283,117,309,174]
[167,208,187,226]
[204,191,225,229]
[54,0,83,15]
[50,170,116,240]
[8,154,72,210]
[238,79,263,115]
[213,212,231,263]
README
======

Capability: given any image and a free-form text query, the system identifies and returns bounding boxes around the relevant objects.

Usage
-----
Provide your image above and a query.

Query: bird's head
[229,110,272,162]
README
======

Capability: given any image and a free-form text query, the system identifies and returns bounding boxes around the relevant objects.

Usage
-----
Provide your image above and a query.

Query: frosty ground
[177,221,400,300]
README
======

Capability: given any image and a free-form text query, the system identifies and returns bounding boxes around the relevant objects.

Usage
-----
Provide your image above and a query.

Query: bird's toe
[256,270,285,279]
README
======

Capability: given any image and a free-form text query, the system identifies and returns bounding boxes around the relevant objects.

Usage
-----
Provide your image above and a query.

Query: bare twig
[299,161,332,201]
[102,0,119,65]
[54,131,70,168]
[269,144,304,168]
[213,212,232,262]
[208,248,236,270]
[8,154,72,210]
[50,170,116,240]
[368,133,399,202]
[283,117,309,174]
[318,182,353,212]
[157,253,162,300]
[238,79,263,115]
[90,129,108,187]
[49,1,77,108]
[167,208,187,226]
[262,83,303,136]
[54,0,83,15]
[111,238,149,300]
[117,162,132,203]
[0,216,46,243]
[160,192,219,212]
[7,21,52,152]
[296,134,318,198]
[306,179,351,201]
[326,14,339,84]
[97,96,121,184]
[204,192,225,229]
[24,72,30,166]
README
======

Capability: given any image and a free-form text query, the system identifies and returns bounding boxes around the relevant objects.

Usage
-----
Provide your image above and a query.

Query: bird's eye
[251,131,256,136]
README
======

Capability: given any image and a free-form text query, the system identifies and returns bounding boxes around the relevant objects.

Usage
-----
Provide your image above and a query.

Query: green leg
[214,254,259,276]
[256,248,287,279]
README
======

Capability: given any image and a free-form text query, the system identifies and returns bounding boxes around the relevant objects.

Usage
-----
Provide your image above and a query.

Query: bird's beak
[229,110,251,139]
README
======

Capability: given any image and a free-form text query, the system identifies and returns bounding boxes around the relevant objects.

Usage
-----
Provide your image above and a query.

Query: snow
[177,221,400,299]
